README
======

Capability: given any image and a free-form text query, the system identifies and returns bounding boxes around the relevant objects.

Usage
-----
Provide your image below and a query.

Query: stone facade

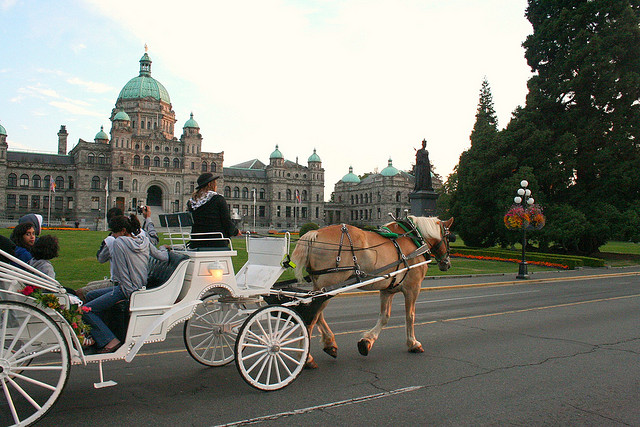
[0,52,323,229]
[325,159,442,226]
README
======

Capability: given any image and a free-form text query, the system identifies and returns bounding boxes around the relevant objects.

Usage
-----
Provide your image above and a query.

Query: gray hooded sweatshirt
[110,234,169,298]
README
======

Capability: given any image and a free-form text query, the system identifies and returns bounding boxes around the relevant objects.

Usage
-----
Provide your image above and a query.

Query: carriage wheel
[184,296,258,367]
[235,305,309,391]
[0,301,70,427]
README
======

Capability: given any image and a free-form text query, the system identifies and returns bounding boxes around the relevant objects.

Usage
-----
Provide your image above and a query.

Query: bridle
[423,220,452,265]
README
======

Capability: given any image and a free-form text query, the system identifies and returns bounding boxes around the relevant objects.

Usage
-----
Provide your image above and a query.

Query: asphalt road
[40,270,639,426]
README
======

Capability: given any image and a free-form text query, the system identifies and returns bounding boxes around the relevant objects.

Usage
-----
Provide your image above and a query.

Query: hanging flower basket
[504,204,545,230]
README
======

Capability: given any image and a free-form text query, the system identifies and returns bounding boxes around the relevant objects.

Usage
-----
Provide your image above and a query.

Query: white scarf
[189,191,218,210]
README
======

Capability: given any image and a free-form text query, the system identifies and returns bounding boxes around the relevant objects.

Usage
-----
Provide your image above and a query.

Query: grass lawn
[2,228,636,289]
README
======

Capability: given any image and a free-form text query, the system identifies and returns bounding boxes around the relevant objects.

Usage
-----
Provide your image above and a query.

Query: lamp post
[514,180,534,279]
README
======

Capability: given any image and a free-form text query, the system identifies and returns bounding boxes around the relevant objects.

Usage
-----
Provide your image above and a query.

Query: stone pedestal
[409,190,438,217]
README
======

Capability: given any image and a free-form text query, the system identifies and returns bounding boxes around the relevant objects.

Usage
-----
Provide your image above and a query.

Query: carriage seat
[129,251,191,309]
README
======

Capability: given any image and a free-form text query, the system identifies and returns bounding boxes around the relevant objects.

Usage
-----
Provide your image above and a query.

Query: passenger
[187,172,240,248]
[141,206,159,246]
[83,215,170,353]
[28,235,59,279]
[10,222,37,263]
[75,207,123,301]
[18,213,43,237]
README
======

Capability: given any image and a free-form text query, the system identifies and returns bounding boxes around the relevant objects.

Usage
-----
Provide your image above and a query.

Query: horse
[290,216,454,368]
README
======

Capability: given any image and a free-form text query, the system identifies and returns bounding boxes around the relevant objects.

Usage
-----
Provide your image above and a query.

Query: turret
[57,125,68,155]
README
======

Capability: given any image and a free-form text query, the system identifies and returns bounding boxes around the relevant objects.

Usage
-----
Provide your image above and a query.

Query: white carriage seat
[235,237,287,290]
[129,252,190,309]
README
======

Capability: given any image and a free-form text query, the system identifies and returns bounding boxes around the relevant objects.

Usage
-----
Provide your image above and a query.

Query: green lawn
[2,228,636,289]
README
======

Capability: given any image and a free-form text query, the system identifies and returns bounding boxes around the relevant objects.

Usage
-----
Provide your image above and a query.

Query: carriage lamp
[208,261,224,280]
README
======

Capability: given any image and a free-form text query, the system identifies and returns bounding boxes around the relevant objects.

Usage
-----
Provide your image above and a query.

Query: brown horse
[291,216,454,368]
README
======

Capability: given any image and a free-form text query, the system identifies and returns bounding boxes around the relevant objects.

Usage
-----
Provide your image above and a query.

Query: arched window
[143,156,150,166]
[20,174,29,187]
[88,153,95,164]
[55,176,64,190]
[32,175,41,188]
[98,154,105,164]
[210,162,216,172]
[396,191,401,202]
[201,161,207,172]
[242,187,249,199]
[233,187,240,198]
[91,176,100,190]
[7,173,17,187]
[43,175,51,190]
[175,182,181,195]
[153,156,160,167]
[224,186,231,198]
[259,188,265,199]
[286,189,292,200]
[173,158,180,168]
[132,179,138,192]
[163,157,170,168]
[133,155,141,166]
[302,190,307,201]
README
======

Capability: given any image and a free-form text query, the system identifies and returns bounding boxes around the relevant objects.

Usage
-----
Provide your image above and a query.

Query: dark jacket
[187,192,238,248]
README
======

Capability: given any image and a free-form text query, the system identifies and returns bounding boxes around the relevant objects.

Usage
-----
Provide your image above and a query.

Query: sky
[1,0,533,200]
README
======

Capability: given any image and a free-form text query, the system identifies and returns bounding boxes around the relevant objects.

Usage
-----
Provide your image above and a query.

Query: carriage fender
[125,299,202,362]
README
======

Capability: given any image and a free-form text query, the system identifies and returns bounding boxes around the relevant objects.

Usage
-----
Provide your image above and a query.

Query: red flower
[81,305,91,313]
[21,286,36,296]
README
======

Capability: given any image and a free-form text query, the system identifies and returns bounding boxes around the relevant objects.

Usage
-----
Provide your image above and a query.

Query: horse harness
[307,219,450,292]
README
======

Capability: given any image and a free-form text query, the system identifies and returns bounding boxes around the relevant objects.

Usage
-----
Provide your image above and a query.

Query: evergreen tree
[519,0,640,253]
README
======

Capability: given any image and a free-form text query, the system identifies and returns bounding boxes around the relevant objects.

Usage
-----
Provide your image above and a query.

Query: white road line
[417,289,539,304]
[215,385,424,426]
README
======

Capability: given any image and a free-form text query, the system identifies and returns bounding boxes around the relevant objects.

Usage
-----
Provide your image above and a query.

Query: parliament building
[0,51,324,229]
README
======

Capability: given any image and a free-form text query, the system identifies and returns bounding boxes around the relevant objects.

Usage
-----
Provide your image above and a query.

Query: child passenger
[10,222,37,263]
[28,234,59,279]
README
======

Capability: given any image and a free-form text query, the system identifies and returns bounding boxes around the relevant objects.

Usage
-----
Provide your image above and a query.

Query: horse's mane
[408,216,441,240]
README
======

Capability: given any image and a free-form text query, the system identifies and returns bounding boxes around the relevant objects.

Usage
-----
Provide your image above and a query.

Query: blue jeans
[83,286,127,348]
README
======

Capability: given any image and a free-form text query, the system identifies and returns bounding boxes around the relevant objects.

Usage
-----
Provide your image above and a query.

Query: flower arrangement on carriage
[504,204,545,230]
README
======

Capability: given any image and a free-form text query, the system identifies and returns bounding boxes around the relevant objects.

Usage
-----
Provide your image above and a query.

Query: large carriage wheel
[0,301,70,427]
[235,305,309,391]
[184,296,259,367]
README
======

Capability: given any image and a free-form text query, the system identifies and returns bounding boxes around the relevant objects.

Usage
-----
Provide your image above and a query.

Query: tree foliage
[451,1,640,254]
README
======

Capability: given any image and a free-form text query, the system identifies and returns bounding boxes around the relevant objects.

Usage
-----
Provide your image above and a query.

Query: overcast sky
[1,0,533,199]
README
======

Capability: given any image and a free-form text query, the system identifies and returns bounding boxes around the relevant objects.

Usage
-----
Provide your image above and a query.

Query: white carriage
[0,213,434,426]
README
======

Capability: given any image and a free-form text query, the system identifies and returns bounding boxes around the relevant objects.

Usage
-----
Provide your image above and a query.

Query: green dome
[308,148,321,163]
[117,53,171,103]
[270,144,284,159]
[183,112,199,129]
[380,158,399,176]
[341,166,360,183]
[95,126,109,141]
[113,110,131,121]
[0,123,6,136]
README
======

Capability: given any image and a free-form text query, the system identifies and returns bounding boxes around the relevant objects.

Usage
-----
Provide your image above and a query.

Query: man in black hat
[187,172,239,248]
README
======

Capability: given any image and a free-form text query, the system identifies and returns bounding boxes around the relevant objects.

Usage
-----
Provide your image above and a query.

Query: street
[41,271,639,426]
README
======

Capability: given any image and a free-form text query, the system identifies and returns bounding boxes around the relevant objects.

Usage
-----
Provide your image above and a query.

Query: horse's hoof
[304,360,319,369]
[323,346,338,358]
[357,339,370,356]
[408,344,424,353]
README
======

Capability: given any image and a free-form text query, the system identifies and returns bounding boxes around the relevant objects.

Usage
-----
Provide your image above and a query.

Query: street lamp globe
[514,196,522,204]
[525,189,531,196]
[517,188,525,196]
[521,180,528,188]
[528,198,535,205]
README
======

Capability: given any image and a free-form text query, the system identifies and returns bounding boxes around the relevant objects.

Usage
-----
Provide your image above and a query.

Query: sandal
[97,339,123,354]
[82,336,95,348]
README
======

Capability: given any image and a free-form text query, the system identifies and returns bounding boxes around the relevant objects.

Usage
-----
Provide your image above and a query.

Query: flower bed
[451,253,570,270]
[450,246,606,270]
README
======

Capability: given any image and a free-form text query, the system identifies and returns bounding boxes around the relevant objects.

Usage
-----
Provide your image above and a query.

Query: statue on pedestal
[414,138,433,191]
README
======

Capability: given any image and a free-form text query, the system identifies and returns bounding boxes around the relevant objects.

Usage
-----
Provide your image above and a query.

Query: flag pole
[252,189,256,233]
[47,181,52,227]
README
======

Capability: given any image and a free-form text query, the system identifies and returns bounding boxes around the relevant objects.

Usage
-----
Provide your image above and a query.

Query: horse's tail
[291,230,319,283]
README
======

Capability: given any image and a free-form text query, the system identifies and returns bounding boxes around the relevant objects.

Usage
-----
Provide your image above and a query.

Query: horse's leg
[304,311,320,369]
[403,285,424,353]
[316,312,338,358]
[358,291,394,356]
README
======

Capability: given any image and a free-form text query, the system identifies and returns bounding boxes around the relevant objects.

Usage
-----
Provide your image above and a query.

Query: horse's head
[410,216,454,271]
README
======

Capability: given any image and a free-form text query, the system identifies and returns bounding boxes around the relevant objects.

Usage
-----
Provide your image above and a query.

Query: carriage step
[94,360,118,389]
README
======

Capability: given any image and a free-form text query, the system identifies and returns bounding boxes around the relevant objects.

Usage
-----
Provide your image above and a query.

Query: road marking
[215,385,424,426]
[416,289,539,304]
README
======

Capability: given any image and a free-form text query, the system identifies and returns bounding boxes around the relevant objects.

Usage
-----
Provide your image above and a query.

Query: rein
[306,219,446,290]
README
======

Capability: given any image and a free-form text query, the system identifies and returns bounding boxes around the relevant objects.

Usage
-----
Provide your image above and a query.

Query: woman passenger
[10,222,37,263]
